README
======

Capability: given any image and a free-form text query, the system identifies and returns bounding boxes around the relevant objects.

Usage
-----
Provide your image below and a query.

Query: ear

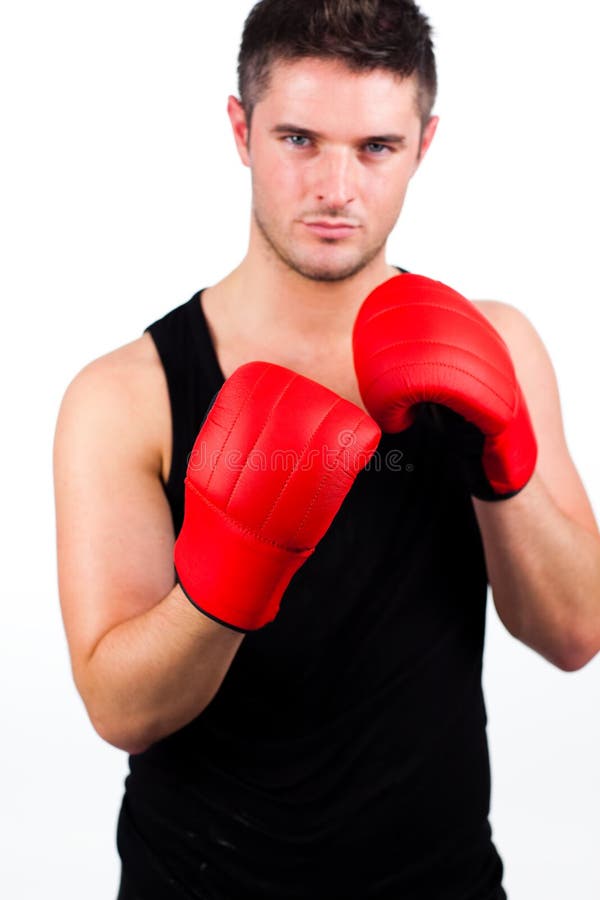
[413,115,439,171]
[227,95,251,167]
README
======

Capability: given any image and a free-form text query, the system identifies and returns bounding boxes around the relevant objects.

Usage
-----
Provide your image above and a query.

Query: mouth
[302,220,359,240]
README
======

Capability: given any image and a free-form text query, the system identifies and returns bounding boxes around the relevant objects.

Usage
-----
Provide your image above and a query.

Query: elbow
[554,653,586,673]
[513,622,598,672]
[77,680,154,754]
[74,662,156,754]
[84,692,212,755]
[552,626,599,672]
[89,710,154,755]
[99,732,150,755]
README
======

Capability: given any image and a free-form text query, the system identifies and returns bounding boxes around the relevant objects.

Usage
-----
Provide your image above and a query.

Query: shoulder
[63,332,164,400]
[472,296,558,415]
[55,332,171,482]
[474,299,542,353]
[473,299,556,395]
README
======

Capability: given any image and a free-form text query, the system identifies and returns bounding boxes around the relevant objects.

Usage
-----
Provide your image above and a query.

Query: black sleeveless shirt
[116,288,507,900]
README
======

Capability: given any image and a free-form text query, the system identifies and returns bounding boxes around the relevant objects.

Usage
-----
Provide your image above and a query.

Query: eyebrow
[270,123,407,144]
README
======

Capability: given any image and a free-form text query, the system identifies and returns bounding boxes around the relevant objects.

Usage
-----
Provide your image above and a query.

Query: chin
[287,248,377,284]
[298,266,362,283]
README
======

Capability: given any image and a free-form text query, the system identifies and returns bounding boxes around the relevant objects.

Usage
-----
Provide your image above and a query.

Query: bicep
[477,300,598,534]
[54,355,176,685]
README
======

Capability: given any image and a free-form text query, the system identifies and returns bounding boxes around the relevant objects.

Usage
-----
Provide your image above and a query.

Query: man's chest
[214,337,367,413]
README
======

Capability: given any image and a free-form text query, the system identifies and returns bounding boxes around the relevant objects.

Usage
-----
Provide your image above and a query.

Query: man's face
[230,57,437,283]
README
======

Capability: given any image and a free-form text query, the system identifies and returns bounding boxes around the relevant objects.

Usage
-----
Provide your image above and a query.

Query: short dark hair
[237,0,437,130]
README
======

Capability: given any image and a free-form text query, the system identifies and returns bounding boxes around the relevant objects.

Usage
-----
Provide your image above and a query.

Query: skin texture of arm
[54,333,244,754]
[473,300,600,671]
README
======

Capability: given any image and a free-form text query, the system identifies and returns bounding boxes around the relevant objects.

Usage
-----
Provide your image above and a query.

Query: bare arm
[473,301,600,671]
[54,335,244,754]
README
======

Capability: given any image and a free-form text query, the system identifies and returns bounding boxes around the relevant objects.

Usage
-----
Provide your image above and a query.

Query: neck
[218,249,398,344]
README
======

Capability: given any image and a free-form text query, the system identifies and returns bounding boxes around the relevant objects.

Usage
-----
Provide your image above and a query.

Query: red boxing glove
[352,274,537,500]
[174,361,380,631]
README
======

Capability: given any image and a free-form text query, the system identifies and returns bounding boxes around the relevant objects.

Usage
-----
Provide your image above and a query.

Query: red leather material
[174,361,381,630]
[353,274,537,498]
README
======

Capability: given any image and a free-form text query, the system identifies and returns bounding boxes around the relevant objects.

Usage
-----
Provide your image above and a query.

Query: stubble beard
[252,205,387,284]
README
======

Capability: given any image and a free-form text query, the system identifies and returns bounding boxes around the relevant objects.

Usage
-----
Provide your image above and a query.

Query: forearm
[473,472,600,671]
[78,585,245,753]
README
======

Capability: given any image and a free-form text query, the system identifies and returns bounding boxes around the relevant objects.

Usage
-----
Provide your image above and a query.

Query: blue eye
[285,135,310,147]
[365,142,389,154]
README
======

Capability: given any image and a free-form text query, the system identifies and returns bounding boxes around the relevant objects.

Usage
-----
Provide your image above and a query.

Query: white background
[1,1,599,897]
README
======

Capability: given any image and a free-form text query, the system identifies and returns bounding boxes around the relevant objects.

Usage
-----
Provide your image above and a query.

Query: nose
[311,146,357,209]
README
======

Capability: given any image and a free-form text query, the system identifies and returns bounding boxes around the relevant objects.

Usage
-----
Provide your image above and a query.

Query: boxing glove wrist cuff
[479,388,537,499]
[174,482,313,632]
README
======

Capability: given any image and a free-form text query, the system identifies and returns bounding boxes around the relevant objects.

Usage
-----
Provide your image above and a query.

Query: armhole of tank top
[144,291,225,498]
[143,324,176,494]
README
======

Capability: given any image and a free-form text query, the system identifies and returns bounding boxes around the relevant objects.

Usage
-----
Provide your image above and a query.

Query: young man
[54,1,600,898]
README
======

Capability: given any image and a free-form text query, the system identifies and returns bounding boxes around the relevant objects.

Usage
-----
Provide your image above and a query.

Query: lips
[303,221,358,239]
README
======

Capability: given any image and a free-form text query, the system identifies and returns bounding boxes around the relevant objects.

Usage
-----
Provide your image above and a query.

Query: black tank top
[116,288,507,900]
